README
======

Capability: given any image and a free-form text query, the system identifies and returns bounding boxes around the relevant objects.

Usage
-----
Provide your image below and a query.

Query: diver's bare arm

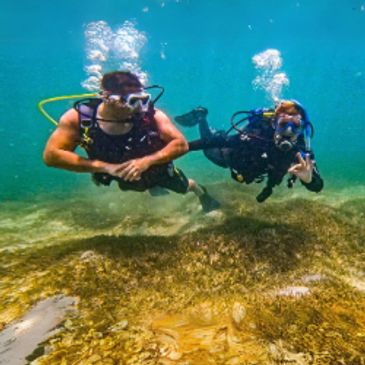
[43,109,108,173]
[143,109,189,166]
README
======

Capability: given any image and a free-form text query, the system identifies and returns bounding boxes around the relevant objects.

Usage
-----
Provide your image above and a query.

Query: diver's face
[102,86,143,119]
[274,113,302,152]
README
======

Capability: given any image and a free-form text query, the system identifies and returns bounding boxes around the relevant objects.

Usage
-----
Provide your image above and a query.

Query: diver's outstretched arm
[288,153,324,192]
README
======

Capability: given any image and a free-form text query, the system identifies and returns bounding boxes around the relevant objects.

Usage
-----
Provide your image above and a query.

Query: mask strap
[304,122,314,151]
[144,85,165,104]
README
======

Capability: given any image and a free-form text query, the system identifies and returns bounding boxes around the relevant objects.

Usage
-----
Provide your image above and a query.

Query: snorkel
[38,85,165,126]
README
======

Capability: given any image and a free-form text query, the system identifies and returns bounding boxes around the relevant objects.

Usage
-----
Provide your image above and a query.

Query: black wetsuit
[188,113,323,201]
[77,100,189,194]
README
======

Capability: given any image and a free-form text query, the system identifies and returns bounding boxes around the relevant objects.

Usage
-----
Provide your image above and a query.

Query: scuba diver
[42,71,220,212]
[175,100,323,202]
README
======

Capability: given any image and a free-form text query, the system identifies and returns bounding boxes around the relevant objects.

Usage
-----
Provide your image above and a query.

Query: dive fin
[175,107,208,127]
[199,186,221,213]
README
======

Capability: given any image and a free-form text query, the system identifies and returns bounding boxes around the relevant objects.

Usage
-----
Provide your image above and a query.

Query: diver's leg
[175,106,208,128]
[193,113,228,167]
[203,147,228,168]
[199,118,228,168]
[175,108,228,168]
[157,165,220,212]
[188,179,221,212]
[175,106,215,139]
[197,111,214,139]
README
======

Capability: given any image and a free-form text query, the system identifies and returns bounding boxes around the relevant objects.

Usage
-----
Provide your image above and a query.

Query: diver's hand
[113,158,152,182]
[288,153,313,184]
[101,163,131,179]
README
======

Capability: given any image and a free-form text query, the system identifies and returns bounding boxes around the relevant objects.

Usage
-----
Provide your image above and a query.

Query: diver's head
[100,71,151,118]
[273,100,306,152]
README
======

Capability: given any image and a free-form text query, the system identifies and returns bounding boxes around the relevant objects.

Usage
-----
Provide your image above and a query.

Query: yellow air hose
[37,93,98,126]
[263,111,275,118]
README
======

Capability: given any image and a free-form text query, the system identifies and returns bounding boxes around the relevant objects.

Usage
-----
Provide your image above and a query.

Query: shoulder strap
[74,98,101,128]
[139,103,158,131]
[74,98,101,149]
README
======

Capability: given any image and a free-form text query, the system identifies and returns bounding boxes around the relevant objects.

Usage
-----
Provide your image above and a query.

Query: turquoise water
[1,3,365,363]
[1,0,365,201]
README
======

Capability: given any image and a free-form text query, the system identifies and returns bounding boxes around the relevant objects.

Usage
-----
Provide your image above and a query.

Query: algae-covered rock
[0,295,77,365]
[277,286,310,297]
[109,320,129,332]
[269,340,311,365]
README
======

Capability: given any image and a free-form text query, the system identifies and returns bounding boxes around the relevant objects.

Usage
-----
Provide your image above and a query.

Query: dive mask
[106,91,152,113]
[274,114,303,152]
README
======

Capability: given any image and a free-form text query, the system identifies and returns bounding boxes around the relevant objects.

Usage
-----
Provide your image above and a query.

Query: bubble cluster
[160,42,168,60]
[82,21,148,91]
[252,49,289,103]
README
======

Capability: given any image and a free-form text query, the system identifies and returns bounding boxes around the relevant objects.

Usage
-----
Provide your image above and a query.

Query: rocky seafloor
[0,182,364,365]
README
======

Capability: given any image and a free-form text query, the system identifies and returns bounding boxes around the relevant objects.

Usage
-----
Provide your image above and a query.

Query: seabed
[0,183,364,364]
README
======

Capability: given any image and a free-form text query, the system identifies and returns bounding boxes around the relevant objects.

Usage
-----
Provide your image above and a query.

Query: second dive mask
[273,113,303,152]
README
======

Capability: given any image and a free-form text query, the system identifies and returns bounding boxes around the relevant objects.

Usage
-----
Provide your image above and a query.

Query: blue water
[1,0,365,201]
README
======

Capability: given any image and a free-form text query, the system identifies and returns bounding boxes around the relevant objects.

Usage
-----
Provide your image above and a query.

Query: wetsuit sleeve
[188,134,240,151]
[300,162,324,192]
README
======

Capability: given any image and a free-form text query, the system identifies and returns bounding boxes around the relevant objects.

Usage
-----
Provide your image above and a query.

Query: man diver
[175,100,323,202]
[43,71,220,212]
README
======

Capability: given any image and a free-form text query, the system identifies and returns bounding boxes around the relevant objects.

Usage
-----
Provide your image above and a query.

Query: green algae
[0,186,364,364]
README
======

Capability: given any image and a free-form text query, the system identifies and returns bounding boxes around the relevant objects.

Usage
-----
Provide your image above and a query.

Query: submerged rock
[80,250,100,262]
[109,320,129,332]
[301,274,323,283]
[231,302,246,329]
[0,295,77,365]
[277,286,310,297]
[269,340,311,365]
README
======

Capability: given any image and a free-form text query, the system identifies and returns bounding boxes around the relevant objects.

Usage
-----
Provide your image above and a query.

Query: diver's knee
[188,179,197,190]
[188,179,205,196]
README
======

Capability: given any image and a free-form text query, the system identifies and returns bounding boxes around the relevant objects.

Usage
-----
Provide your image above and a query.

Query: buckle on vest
[82,134,93,146]
[81,119,92,129]
[231,169,245,183]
